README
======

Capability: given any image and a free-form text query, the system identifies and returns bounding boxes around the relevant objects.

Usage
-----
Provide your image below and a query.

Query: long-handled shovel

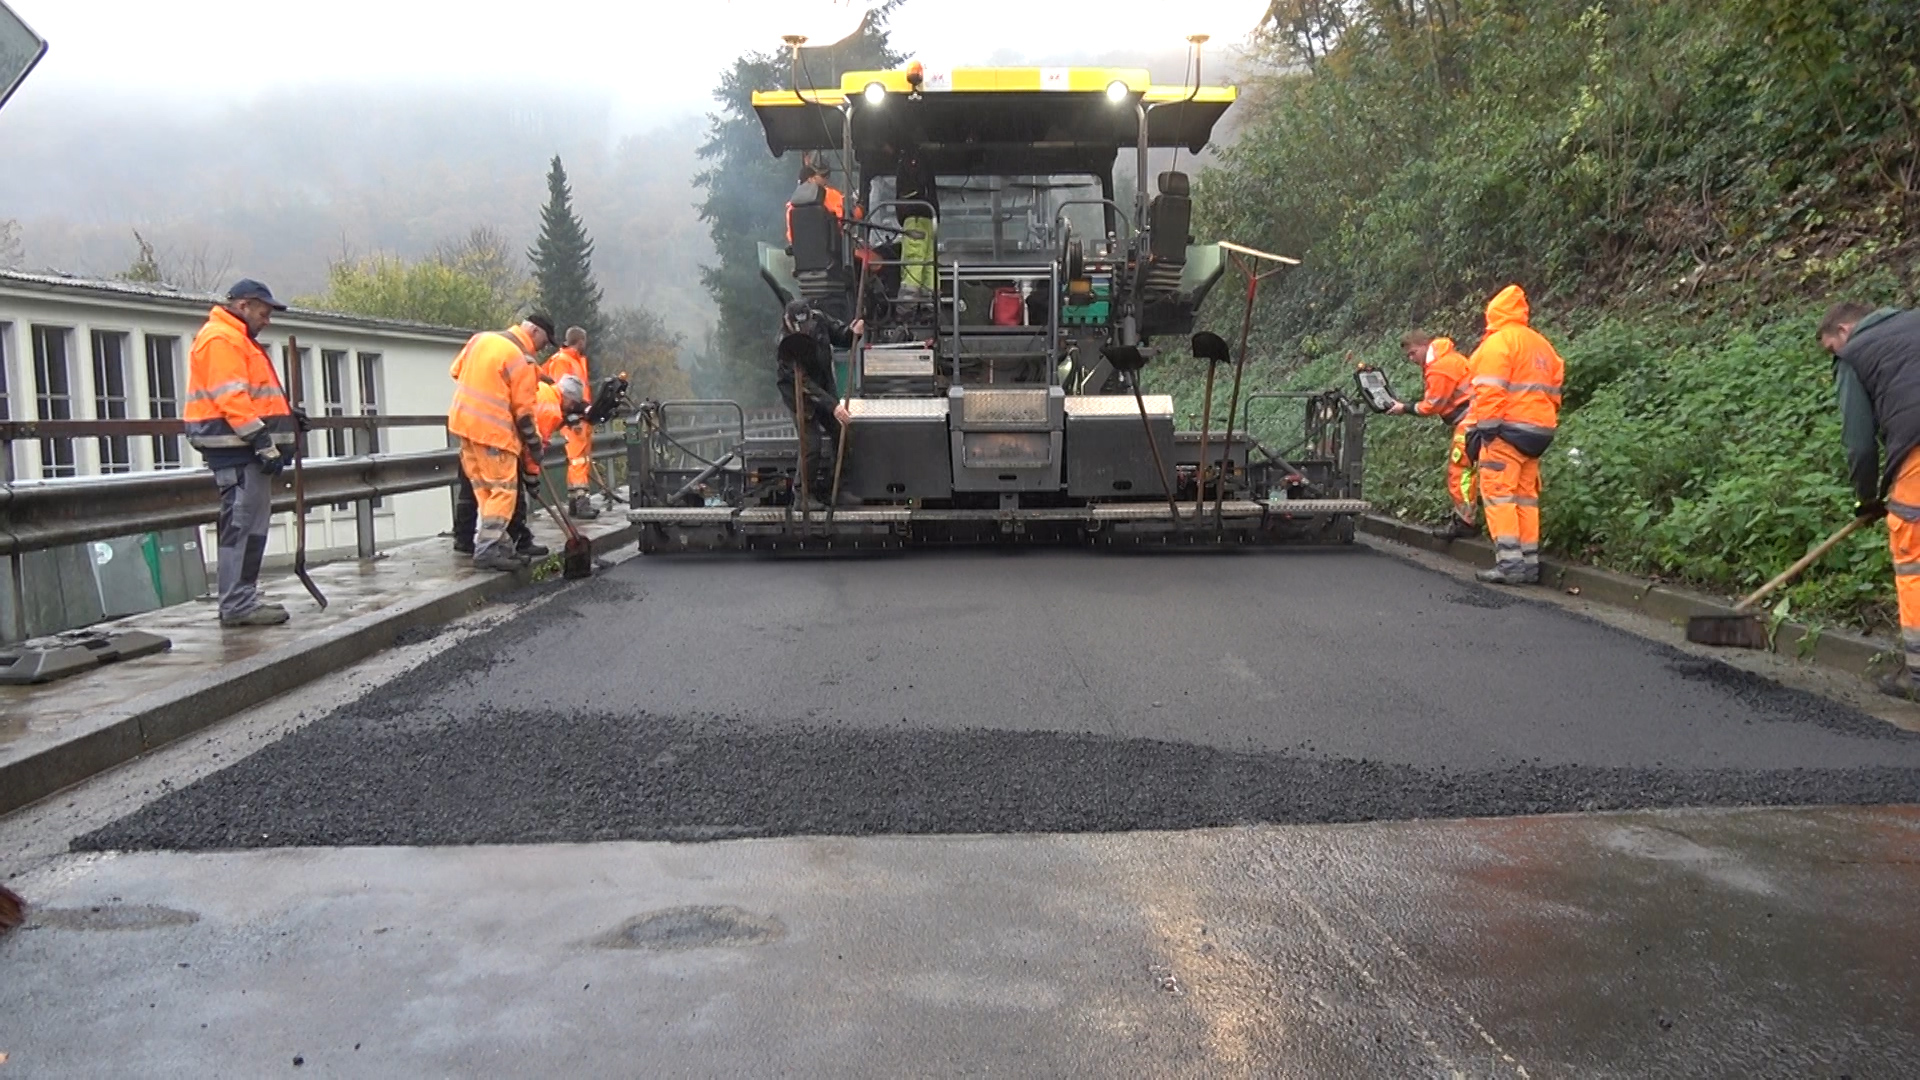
[828,252,876,523]
[283,335,326,609]
[1685,514,1872,649]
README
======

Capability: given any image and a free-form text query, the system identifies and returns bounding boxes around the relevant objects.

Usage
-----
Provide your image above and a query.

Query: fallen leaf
[1566,587,1582,596]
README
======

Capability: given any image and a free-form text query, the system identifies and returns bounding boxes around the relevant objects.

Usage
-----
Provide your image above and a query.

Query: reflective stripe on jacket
[1465,285,1563,454]
[447,326,540,452]
[1413,337,1471,425]
[184,306,295,450]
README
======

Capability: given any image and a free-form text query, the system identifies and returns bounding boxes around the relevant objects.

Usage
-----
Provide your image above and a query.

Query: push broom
[1685,514,1872,649]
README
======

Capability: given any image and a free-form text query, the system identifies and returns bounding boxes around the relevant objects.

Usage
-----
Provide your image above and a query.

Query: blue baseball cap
[226,278,287,311]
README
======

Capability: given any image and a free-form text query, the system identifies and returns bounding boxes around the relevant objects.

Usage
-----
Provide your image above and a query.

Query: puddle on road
[597,905,785,951]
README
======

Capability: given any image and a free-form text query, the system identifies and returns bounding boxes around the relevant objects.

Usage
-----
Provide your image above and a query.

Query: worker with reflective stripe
[1463,284,1564,585]
[543,327,599,520]
[185,279,307,627]
[1821,300,1920,698]
[449,313,550,571]
[1388,332,1477,538]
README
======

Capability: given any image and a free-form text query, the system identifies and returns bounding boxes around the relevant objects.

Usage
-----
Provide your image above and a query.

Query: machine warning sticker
[922,68,951,92]
[1041,68,1071,92]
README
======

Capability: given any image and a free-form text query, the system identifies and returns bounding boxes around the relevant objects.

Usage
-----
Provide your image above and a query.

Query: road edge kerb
[1358,514,1901,680]
[0,523,638,817]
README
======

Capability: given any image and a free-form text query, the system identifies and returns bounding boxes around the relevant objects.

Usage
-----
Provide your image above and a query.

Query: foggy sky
[0,0,1273,342]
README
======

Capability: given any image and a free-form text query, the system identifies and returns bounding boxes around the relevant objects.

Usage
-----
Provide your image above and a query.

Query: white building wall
[0,280,474,563]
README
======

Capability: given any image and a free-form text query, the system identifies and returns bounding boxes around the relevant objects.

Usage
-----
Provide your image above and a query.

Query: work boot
[569,494,600,520]
[516,541,550,558]
[1876,669,1920,701]
[472,547,525,573]
[1440,515,1477,540]
[1476,563,1539,586]
[452,539,475,555]
[220,604,290,628]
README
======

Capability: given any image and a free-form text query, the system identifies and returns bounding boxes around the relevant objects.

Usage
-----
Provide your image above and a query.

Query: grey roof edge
[0,269,478,342]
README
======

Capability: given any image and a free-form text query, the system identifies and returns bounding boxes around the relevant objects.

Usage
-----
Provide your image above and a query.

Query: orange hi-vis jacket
[543,347,593,407]
[1465,285,1563,455]
[448,325,540,453]
[185,306,295,453]
[532,381,566,443]
[786,184,846,243]
[1412,337,1471,425]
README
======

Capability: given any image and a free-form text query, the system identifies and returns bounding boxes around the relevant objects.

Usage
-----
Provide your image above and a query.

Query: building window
[358,351,383,507]
[321,348,349,458]
[145,334,183,468]
[91,330,133,474]
[31,325,75,478]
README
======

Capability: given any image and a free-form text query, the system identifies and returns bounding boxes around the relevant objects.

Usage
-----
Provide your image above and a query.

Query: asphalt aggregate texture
[78,548,1920,851]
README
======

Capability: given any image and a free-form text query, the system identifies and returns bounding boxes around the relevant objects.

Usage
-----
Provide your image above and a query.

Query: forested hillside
[1190,0,1918,633]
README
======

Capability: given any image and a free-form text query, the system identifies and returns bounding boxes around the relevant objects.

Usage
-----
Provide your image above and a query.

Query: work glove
[290,407,312,434]
[254,443,286,476]
[1855,499,1888,521]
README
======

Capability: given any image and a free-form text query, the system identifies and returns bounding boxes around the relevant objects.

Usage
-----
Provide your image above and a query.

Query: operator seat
[787,182,848,305]
[1144,171,1191,295]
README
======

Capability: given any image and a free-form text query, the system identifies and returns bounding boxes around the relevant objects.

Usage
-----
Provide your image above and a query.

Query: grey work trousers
[213,460,275,619]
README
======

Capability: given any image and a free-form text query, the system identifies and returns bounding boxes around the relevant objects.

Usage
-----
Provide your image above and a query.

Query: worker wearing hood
[1463,285,1564,585]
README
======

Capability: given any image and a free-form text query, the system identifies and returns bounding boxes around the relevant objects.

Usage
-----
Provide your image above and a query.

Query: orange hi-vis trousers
[564,421,593,496]
[1448,424,1478,525]
[1477,437,1540,573]
[459,438,521,560]
[1888,452,1920,674]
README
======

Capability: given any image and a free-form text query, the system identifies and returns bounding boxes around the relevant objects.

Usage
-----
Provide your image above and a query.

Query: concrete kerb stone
[0,522,639,818]
[1358,514,1900,679]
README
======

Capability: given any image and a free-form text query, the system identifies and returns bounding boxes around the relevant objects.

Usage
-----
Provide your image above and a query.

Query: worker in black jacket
[778,299,862,505]
[1821,300,1920,698]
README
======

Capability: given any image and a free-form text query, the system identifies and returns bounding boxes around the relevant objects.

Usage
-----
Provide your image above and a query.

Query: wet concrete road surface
[13,545,1920,1076]
[75,549,1920,850]
[6,807,1919,1077]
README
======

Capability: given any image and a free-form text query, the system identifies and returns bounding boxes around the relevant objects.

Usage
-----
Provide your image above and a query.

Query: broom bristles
[0,884,25,931]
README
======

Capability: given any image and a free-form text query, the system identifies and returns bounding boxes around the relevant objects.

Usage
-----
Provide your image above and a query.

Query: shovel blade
[562,537,593,579]
[1685,614,1768,650]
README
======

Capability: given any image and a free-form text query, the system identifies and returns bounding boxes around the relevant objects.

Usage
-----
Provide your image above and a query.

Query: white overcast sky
[7,0,1272,120]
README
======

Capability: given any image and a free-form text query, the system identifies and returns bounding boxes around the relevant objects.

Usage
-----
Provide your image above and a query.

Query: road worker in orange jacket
[542,327,598,520]
[785,158,845,245]
[185,279,309,627]
[449,313,550,571]
[1463,285,1564,585]
[1387,332,1477,538]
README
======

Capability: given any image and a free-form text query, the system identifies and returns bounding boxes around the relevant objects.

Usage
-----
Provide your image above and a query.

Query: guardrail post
[352,425,376,558]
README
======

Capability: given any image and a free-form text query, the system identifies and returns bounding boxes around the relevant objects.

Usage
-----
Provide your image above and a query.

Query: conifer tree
[528,156,606,347]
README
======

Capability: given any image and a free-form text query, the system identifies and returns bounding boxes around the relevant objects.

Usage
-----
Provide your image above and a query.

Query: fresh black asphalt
[78,548,1920,851]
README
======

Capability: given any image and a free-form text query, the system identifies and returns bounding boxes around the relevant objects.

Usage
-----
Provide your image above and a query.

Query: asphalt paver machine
[627,62,1369,551]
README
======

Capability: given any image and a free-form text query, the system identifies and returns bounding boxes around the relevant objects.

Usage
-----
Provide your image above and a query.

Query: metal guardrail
[0,416,626,643]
